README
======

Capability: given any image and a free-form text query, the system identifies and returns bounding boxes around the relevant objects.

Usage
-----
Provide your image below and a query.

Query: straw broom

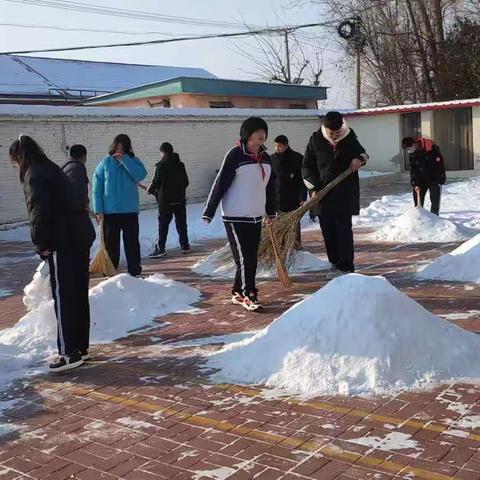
[267,221,292,288]
[89,221,116,277]
[257,167,354,271]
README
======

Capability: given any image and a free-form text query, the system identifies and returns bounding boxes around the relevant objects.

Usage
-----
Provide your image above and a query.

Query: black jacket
[270,148,307,212]
[148,153,189,211]
[302,128,368,217]
[409,144,446,187]
[62,160,96,250]
[23,159,71,254]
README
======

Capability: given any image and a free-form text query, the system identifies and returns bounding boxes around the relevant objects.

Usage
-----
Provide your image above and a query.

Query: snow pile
[208,274,480,396]
[0,273,200,392]
[368,207,470,243]
[23,262,51,310]
[355,177,480,231]
[418,233,480,283]
[192,247,329,278]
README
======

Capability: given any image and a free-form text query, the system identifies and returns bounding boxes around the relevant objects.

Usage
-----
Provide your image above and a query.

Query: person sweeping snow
[9,135,95,372]
[303,111,368,277]
[270,135,307,249]
[202,117,276,311]
[402,137,446,215]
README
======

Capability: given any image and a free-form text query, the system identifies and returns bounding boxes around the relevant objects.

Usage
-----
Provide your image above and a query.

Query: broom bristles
[89,221,117,277]
[267,222,292,288]
[258,167,354,271]
[89,248,117,277]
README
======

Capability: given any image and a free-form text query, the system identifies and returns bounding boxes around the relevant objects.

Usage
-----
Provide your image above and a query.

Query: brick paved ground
[1,182,480,480]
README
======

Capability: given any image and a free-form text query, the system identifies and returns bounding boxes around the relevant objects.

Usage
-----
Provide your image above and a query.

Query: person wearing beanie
[303,111,369,277]
[402,136,446,215]
[203,117,276,311]
[270,134,307,248]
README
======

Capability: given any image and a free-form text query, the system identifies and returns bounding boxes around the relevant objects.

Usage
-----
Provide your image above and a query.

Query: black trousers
[48,249,90,356]
[103,213,141,276]
[413,185,441,215]
[158,204,190,251]
[224,221,262,296]
[319,215,354,272]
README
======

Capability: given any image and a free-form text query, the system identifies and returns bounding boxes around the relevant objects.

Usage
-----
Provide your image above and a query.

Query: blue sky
[0,0,354,107]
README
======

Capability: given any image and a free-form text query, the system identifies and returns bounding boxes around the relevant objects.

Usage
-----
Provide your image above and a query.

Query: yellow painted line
[219,384,480,442]
[66,385,456,480]
[37,369,480,443]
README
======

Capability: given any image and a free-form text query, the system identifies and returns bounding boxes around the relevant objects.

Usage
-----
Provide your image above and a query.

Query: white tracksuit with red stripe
[203,142,276,296]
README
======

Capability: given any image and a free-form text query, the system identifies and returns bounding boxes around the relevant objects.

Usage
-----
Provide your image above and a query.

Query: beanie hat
[323,111,344,131]
[240,117,268,142]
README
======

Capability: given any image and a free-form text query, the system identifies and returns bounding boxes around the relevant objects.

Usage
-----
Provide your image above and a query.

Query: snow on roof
[347,98,480,117]
[0,55,216,96]
[0,103,327,118]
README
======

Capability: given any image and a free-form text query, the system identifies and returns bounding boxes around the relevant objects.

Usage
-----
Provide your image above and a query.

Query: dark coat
[302,128,368,217]
[270,147,307,212]
[62,160,96,250]
[409,144,446,187]
[23,159,71,254]
[148,153,189,211]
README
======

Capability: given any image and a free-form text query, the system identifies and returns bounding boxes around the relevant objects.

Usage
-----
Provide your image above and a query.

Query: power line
[5,0,264,30]
[0,22,202,36]
[0,21,338,55]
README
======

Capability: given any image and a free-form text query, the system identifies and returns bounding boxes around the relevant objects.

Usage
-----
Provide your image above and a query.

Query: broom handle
[267,222,282,261]
[267,222,292,288]
[315,167,353,202]
[99,221,106,249]
[415,187,422,207]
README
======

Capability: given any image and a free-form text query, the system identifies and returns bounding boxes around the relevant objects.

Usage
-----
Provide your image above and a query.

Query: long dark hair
[108,134,135,157]
[9,135,50,183]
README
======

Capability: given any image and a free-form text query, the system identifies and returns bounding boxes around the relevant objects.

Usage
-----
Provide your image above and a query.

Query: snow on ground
[418,233,480,283]
[0,203,227,257]
[207,274,480,397]
[368,207,471,243]
[348,432,422,455]
[2,176,480,255]
[192,247,329,278]
[0,289,12,298]
[358,170,394,178]
[0,272,201,404]
[355,177,480,231]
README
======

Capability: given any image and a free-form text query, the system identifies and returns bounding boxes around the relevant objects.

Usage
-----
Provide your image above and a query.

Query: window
[209,101,234,108]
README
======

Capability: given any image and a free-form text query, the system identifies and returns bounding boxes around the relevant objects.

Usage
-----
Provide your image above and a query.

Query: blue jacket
[92,154,147,214]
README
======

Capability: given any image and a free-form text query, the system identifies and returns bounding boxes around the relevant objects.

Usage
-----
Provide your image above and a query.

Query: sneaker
[242,293,262,311]
[148,248,167,258]
[231,292,245,305]
[49,351,84,372]
[182,247,192,254]
[79,349,91,361]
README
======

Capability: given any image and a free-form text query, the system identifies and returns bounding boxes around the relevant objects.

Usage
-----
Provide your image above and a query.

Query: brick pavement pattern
[1,183,480,480]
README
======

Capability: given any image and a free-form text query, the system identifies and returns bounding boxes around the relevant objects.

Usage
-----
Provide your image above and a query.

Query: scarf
[237,140,266,180]
[321,120,351,150]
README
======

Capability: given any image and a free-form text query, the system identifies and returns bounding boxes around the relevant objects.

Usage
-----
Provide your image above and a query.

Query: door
[433,107,473,170]
[401,112,421,171]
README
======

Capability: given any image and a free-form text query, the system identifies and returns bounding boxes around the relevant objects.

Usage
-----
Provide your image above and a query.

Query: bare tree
[295,0,474,106]
[234,23,324,85]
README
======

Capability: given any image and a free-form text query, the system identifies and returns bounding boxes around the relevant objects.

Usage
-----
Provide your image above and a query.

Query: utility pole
[338,18,365,109]
[356,46,361,109]
[284,29,292,83]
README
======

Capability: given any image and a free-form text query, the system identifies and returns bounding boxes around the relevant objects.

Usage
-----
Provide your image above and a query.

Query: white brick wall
[0,111,320,224]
